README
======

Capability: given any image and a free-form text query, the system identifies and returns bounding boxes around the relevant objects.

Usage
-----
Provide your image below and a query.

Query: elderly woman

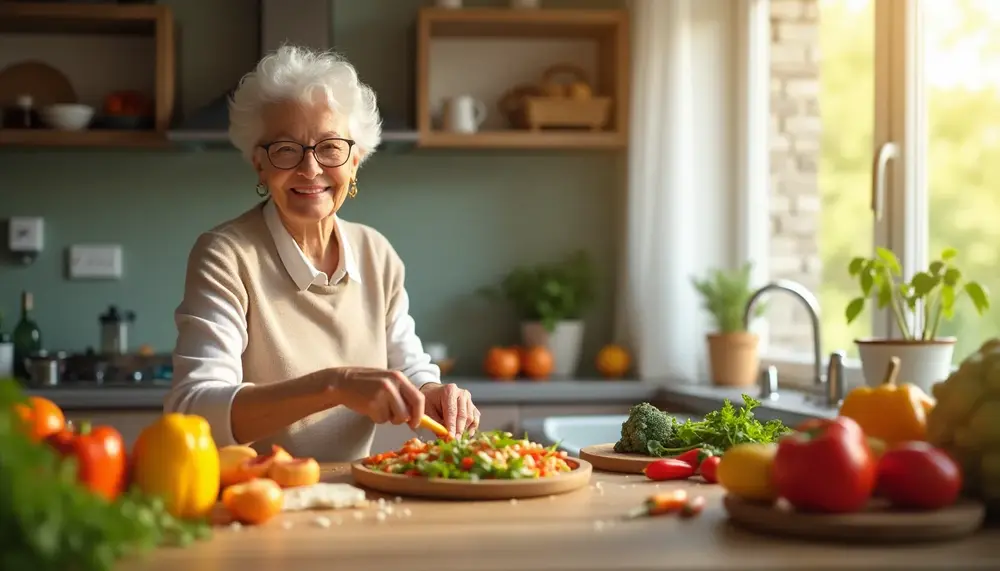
[164,46,479,462]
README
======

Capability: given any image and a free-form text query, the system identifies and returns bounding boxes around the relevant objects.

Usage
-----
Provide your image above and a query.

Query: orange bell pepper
[839,356,934,447]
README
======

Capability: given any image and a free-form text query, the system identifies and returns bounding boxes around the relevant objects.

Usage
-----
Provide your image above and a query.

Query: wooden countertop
[114,464,1000,571]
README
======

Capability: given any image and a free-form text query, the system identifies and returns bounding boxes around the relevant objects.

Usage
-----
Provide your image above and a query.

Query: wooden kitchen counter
[117,464,1000,571]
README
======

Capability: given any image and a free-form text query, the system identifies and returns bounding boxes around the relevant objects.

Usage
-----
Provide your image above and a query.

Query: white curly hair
[228,45,382,164]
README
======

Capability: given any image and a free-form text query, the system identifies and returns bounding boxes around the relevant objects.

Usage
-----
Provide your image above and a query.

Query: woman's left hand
[419,383,480,436]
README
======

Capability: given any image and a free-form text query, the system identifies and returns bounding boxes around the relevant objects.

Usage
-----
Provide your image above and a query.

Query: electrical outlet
[8,217,44,253]
[68,244,123,279]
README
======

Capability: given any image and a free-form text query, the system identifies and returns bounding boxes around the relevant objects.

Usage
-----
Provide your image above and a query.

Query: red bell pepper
[772,416,876,513]
[47,421,127,502]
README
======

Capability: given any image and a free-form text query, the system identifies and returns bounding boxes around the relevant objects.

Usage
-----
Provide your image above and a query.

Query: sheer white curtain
[616,0,702,382]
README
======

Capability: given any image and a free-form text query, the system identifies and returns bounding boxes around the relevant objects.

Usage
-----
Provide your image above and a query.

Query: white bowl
[40,104,95,131]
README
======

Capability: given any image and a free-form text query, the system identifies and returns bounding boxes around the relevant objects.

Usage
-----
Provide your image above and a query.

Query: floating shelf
[0,2,176,145]
[416,8,630,151]
[0,129,168,148]
[418,130,625,150]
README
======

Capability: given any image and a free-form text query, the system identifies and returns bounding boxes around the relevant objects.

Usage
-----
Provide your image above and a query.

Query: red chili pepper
[680,495,706,518]
[627,489,689,518]
[673,448,714,470]
[699,455,721,483]
[46,421,127,502]
[772,416,876,513]
[643,458,696,481]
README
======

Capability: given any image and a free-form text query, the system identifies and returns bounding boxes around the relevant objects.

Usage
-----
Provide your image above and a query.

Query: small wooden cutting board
[579,443,656,473]
[723,494,987,544]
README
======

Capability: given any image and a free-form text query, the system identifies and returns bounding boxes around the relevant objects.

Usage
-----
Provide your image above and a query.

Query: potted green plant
[480,250,596,378]
[691,262,764,387]
[846,247,990,392]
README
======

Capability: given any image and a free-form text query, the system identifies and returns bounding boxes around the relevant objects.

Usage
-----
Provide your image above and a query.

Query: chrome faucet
[743,279,846,407]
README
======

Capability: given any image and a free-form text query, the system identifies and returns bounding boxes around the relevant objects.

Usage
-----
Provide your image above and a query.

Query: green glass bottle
[13,290,42,380]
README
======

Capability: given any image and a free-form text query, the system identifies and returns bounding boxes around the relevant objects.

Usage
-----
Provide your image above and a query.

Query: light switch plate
[8,217,44,252]
[68,244,123,279]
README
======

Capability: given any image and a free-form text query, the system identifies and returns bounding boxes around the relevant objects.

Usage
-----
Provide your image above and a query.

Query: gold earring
[348,178,358,198]
[255,182,268,198]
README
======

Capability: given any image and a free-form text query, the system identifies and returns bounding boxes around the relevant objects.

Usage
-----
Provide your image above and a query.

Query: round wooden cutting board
[579,443,655,474]
[350,458,593,500]
[723,494,987,544]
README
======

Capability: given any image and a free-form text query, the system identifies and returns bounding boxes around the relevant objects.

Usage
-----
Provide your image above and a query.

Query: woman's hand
[327,367,426,430]
[419,383,480,436]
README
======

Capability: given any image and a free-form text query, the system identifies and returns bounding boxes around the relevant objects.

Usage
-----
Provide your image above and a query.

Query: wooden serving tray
[350,457,592,500]
[723,494,986,544]
[579,443,656,474]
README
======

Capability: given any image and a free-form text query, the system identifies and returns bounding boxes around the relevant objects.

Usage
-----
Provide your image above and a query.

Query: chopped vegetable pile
[615,394,790,457]
[362,430,574,480]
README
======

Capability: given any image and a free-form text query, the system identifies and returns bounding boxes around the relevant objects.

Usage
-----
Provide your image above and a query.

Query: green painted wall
[0,0,624,377]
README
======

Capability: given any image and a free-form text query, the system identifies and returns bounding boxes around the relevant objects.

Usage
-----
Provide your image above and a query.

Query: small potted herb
[691,262,764,387]
[480,250,596,378]
[846,247,990,392]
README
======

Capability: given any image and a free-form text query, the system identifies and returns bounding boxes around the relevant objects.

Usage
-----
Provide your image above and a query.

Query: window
[744,0,1000,386]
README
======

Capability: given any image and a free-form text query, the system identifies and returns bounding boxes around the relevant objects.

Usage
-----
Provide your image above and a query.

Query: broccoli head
[614,402,675,454]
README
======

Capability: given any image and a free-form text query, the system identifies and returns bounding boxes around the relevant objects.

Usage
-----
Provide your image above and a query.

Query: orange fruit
[15,396,66,441]
[596,344,631,378]
[219,445,259,488]
[239,444,293,479]
[221,478,284,525]
[520,345,554,380]
[269,457,321,488]
[484,346,520,380]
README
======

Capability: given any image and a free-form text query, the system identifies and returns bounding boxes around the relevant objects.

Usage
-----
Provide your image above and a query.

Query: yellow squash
[717,442,779,503]
[839,356,935,447]
[131,413,220,520]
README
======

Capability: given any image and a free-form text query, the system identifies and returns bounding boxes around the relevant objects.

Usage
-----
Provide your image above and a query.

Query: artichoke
[926,338,1000,508]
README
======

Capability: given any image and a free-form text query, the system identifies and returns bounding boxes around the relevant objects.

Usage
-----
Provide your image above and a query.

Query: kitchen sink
[522,412,699,456]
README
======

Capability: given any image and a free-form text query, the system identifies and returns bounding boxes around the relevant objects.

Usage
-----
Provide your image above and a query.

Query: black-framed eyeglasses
[258,137,356,170]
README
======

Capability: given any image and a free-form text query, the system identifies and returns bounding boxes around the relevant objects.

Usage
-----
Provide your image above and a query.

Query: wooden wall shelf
[0,129,168,149]
[419,130,625,150]
[0,2,175,147]
[416,7,629,151]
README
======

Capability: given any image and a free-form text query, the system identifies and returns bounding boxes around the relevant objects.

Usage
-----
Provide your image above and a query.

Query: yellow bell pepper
[838,356,935,447]
[131,413,220,520]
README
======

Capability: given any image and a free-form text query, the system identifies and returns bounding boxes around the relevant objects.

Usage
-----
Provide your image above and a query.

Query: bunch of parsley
[646,394,791,457]
[0,379,212,571]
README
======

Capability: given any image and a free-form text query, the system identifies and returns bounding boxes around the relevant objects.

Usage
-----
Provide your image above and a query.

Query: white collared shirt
[261,200,441,386]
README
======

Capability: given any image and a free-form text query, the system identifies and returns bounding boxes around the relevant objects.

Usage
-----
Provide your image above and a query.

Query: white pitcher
[442,95,486,134]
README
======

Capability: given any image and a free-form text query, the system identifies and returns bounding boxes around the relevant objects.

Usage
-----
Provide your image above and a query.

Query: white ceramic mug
[442,95,487,134]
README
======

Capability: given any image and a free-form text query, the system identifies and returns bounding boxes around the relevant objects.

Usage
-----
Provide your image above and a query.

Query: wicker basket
[498,63,612,131]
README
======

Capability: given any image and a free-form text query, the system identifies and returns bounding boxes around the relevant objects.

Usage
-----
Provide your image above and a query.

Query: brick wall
[768,0,821,354]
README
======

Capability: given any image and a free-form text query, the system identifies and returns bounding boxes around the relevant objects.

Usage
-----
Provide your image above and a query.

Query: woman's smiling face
[254,100,361,225]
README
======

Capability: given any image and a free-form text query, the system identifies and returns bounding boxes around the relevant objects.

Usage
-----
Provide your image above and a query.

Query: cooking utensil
[579,443,657,474]
[99,305,136,355]
[23,349,66,386]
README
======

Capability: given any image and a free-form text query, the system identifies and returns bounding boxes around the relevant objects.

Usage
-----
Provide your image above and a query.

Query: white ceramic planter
[521,320,585,378]
[855,338,956,394]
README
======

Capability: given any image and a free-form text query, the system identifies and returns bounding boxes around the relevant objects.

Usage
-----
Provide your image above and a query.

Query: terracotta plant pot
[855,337,956,393]
[706,332,760,387]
